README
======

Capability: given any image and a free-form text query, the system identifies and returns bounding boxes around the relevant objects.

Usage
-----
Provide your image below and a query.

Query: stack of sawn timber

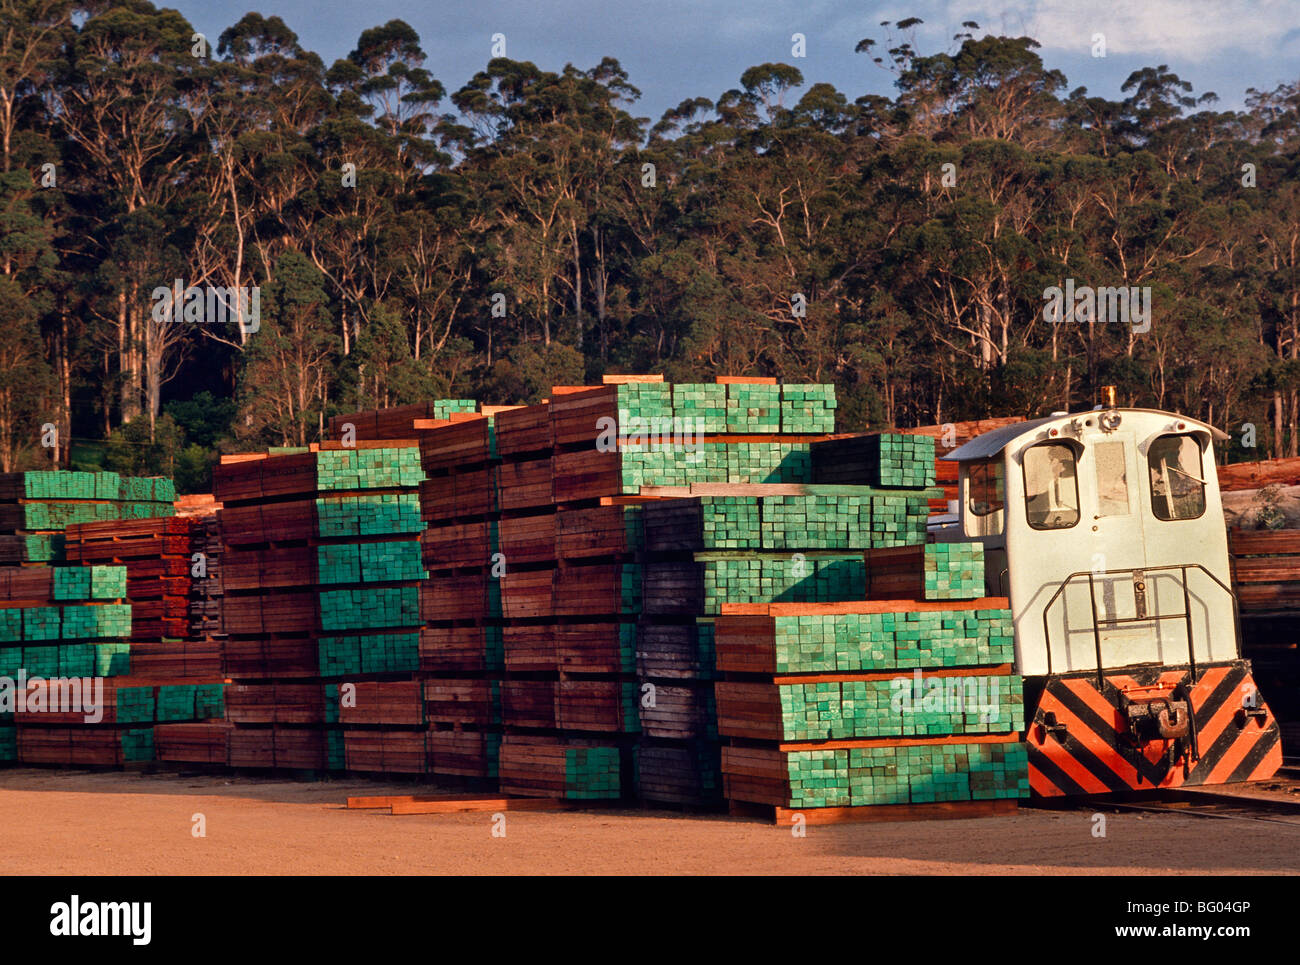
[411,377,845,801]
[415,409,506,784]
[0,471,175,564]
[185,514,225,660]
[218,381,1028,818]
[715,599,1028,817]
[1229,528,1300,613]
[1227,527,1300,750]
[64,517,220,678]
[0,470,232,769]
[0,563,219,767]
[701,432,1029,817]
[638,429,994,815]
[328,399,477,442]
[327,400,509,783]
[212,446,428,772]
[523,379,840,802]
[0,564,134,765]
[11,676,224,767]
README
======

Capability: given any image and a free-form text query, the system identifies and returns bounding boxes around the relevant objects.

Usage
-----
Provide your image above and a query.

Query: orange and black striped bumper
[1026,661,1282,797]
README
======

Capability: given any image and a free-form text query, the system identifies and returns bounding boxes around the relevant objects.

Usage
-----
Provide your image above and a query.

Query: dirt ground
[1,768,1296,875]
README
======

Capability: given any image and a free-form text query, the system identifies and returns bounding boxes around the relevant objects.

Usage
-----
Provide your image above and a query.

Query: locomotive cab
[943,402,1282,796]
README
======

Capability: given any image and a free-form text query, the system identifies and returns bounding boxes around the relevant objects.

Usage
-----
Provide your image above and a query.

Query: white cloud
[866,0,1300,61]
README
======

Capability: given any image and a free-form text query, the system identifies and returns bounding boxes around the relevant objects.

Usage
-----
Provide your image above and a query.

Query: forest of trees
[2,2,1299,490]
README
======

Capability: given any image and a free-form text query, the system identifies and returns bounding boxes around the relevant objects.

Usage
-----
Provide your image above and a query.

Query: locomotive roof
[940,409,1229,462]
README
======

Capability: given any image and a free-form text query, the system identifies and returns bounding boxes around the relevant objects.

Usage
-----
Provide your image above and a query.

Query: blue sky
[167,0,1300,122]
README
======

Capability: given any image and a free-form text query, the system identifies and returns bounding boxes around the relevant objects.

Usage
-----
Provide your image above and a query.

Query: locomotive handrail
[1040,563,1243,688]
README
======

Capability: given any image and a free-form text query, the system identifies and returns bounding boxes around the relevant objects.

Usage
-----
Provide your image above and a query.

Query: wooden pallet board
[734,798,1018,825]
[346,793,571,814]
[65,517,191,541]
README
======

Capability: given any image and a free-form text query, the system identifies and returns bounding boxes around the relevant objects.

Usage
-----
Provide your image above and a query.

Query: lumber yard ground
[1,768,1295,875]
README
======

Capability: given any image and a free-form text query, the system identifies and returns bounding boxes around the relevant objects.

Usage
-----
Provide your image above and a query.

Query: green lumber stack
[0,472,175,563]
[715,598,1029,814]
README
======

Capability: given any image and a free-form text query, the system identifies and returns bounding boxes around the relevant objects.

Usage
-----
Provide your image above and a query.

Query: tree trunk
[572,226,583,340]
[1289,388,1298,458]
[59,305,70,468]
[102,349,113,439]
[1273,392,1284,459]
[117,291,133,422]
[541,277,551,346]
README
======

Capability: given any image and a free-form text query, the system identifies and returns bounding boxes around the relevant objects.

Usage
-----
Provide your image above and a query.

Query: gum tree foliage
[0,7,1299,476]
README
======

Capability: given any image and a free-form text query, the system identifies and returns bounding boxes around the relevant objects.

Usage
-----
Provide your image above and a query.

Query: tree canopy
[1,5,1298,487]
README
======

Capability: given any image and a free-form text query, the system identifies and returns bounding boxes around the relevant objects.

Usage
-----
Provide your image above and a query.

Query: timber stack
[336,378,1033,816]
[64,517,220,679]
[416,408,506,785]
[0,471,175,564]
[0,564,131,765]
[1228,527,1300,751]
[708,432,1028,820]
[0,471,224,768]
[0,384,1039,823]
[212,445,428,772]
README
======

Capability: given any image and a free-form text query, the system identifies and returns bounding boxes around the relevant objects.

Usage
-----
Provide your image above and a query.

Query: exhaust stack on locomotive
[940,394,1282,796]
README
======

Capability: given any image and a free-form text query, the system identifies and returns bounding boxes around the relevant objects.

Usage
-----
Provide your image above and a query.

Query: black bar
[1087,570,1104,689]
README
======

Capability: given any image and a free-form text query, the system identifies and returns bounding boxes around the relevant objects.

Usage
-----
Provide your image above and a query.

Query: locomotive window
[1023,443,1080,529]
[1094,441,1130,516]
[1148,434,1206,521]
[968,459,1004,516]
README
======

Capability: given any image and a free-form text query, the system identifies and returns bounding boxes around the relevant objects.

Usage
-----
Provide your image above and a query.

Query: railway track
[1070,772,1300,827]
